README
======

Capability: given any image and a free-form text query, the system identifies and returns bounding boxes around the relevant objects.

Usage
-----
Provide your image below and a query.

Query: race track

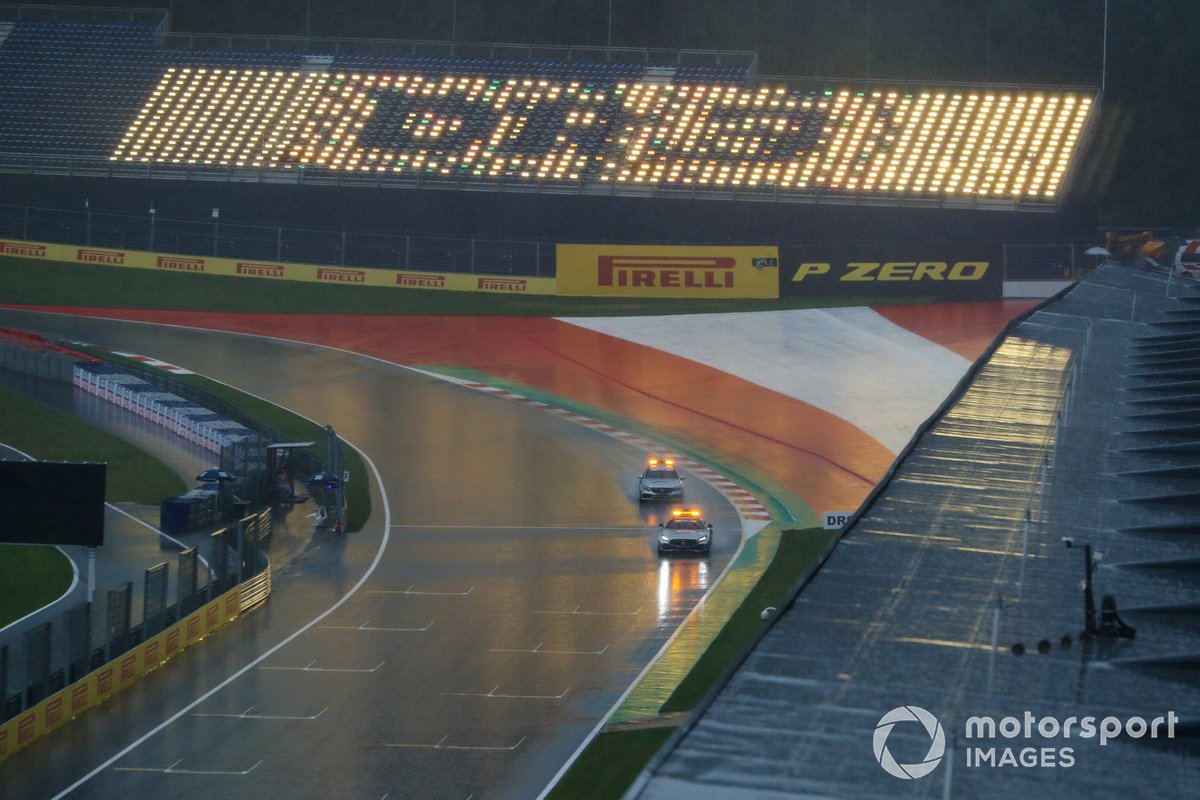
[0,301,1031,798]
[0,311,741,800]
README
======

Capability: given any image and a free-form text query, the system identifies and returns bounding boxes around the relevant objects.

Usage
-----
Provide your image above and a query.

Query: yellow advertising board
[555,243,779,299]
[0,584,247,764]
[0,239,556,295]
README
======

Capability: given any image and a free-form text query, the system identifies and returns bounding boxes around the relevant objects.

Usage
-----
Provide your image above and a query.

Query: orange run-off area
[8,303,1037,516]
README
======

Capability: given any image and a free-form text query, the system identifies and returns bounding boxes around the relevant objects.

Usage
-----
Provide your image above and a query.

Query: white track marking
[443,686,569,700]
[385,736,526,751]
[114,759,262,775]
[365,585,474,596]
[193,705,328,720]
[490,642,610,655]
[260,659,385,673]
[532,604,644,616]
[317,620,434,632]
[105,502,210,568]
[50,438,392,798]
[0,443,80,634]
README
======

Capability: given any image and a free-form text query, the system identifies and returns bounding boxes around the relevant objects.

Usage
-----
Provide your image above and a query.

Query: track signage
[557,244,779,298]
[780,244,1002,300]
[0,236,556,295]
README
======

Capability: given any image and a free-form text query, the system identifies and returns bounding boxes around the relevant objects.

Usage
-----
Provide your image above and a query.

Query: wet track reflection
[0,310,743,800]
[656,558,711,626]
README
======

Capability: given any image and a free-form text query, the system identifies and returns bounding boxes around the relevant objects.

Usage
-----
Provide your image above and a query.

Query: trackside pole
[942,732,955,799]
[988,595,1003,696]
[87,546,96,604]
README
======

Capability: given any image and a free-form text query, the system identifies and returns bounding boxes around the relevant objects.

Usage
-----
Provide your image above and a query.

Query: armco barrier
[0,570,269,763]
[0,238,557,295]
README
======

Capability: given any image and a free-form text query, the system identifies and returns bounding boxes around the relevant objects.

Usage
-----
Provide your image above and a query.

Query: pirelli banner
[0,582,246,764]
[556,244,779,299]
[780,243,1003,301]
[0,239,555,295]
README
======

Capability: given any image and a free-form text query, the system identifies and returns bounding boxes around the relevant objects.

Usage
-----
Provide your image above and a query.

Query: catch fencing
[0,203,553,277]
[0,508,271,730]
[0,202,1107,283]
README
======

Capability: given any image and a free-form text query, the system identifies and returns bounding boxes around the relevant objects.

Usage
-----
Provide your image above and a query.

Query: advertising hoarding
[557,244,779,298]
[779,243,1003,301]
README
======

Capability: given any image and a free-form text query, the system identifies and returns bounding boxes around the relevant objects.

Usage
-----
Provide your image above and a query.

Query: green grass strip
[542,529,833,799]
[613,526,782,723]
[0,383,185,503]
[0,256,930,316]
[76,348,372,533]
[0,543,75,628]
[660,526,833,713]
[545,727,677,800]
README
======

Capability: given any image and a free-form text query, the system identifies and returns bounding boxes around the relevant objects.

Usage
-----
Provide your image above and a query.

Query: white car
[1174,240,1200,281]
[657,509,713,554]
[638,457,684,501]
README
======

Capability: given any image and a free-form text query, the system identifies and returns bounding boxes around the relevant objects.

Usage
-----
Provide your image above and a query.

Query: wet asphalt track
[0,309,742,800]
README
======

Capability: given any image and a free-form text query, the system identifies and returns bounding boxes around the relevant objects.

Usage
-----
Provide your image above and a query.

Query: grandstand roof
[628,262,1200,799]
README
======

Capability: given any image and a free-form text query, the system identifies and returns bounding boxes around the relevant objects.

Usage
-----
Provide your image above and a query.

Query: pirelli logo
[77,248,125,265]
[598,255,736,288]
[477,277,528,292]
[143,640,160,668]
[156,255,205,272]
[71,683,88,713]
[0,240,46,257]
[44,697,63,727]
[317,267,366,283]
[397,272,446,289]
[556,244,776,298]
[237,261,286,278]
[18,714,34,745]
[120,653,136,681]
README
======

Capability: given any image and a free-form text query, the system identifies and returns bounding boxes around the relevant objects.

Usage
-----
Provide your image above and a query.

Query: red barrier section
[871,301,1039,361]
[0,325,101,363]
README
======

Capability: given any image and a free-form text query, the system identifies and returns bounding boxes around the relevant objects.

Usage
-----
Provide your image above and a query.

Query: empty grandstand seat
[0,19,1093,202]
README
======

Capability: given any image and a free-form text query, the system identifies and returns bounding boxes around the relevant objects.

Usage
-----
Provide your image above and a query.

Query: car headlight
[659,534,670,542]
[698,534,708,543]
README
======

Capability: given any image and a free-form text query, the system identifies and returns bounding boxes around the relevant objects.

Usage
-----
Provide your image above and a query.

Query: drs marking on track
[823,511,854,530]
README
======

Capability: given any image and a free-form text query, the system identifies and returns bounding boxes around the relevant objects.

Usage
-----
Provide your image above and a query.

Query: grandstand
[0,15,1095,211]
